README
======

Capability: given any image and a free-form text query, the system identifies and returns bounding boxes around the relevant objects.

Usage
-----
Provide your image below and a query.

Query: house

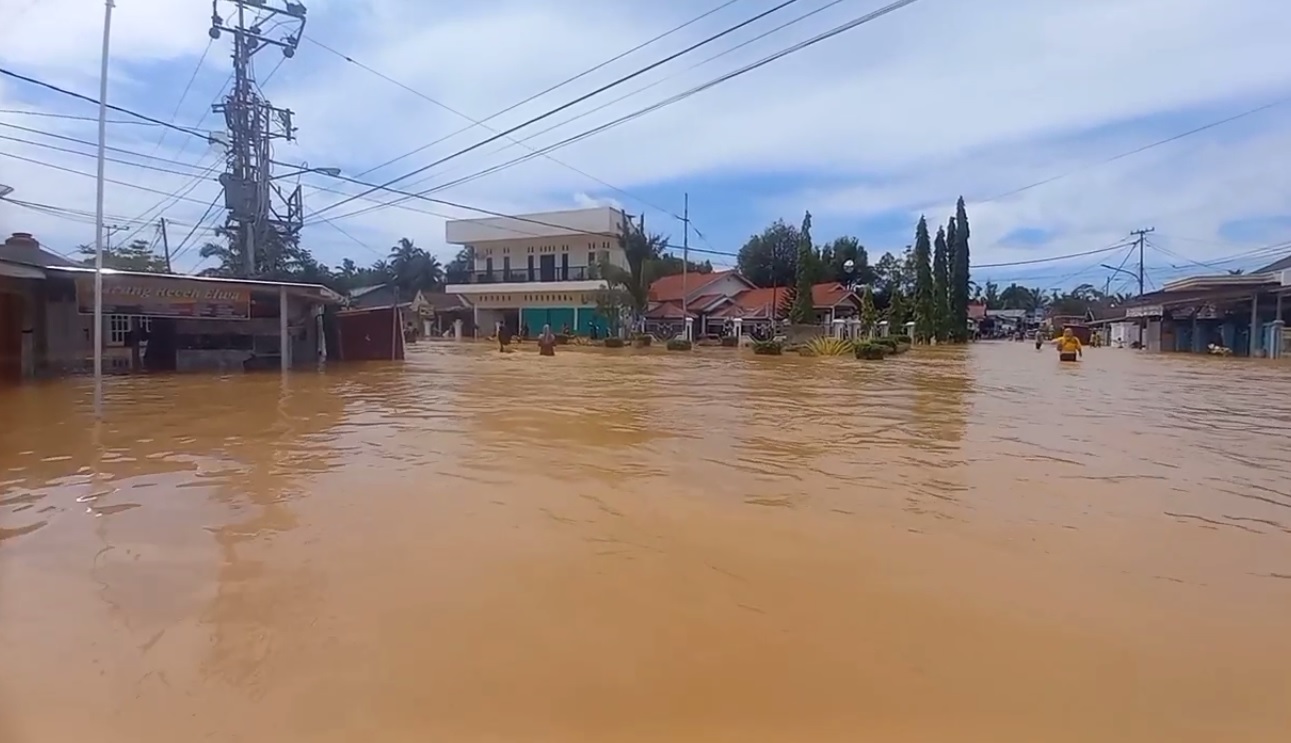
[644,271,863,337]
[443,206,625,337]
[2,231,343,383]
[1120,256,1291,356]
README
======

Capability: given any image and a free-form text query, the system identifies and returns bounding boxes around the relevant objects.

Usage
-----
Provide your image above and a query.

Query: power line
[0,66,214,140]
[149,37,214,157]
[0,108,197,127]
[0,132,217,178]
[311,0,855,226]
[0,150,215,206]
[328,0,751,181]
[979,95,1291,204]
[306,36,689,227]
[306,0,809,220]
[308,0,921,227]
[0,120,216,168]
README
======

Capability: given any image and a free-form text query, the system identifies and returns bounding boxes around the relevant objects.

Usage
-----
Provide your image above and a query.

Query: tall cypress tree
[790,210,817,324]
[859,284,878,338]
[949,197,971,341]
[911,216,935,343]
[932,225,951,342]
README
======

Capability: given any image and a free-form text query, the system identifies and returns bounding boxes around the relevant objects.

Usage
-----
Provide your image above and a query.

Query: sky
[2,0,1291,294]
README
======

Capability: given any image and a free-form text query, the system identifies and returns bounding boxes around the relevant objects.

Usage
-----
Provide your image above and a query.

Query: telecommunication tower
[209,0,307,276]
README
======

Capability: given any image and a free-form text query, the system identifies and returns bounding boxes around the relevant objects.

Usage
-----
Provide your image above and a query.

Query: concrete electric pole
[1129,227,1155,296]
[209,0,307,277]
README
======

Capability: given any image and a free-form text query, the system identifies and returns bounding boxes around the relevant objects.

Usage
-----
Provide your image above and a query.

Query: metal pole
[92,0,115,418]
[681,193,689,338]
[279,285,288,374]
[159,217,172,273]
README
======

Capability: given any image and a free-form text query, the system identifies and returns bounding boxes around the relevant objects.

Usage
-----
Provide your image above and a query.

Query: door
[560,253,569,280]
[539,254,556,282]
[0,292,24,384]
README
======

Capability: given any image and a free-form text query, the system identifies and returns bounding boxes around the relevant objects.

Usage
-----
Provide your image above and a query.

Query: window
[107,315,151,347]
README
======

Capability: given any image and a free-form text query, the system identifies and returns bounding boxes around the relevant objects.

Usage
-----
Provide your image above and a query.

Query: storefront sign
[76,276,251,319]
[1125,304,1163,318]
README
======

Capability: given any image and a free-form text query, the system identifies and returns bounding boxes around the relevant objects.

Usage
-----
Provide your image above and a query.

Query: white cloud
[2,0,1290,282]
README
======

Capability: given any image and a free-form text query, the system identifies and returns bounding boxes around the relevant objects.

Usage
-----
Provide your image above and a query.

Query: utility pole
[680,193,690,329]
[1129,227,1154,296]
[209,0,307,278]
[158,217,172,273]
[105,224,127,254]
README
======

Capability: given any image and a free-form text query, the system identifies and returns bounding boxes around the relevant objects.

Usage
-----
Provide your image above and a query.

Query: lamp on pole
[92,0,115,418]
[270,163,342,181]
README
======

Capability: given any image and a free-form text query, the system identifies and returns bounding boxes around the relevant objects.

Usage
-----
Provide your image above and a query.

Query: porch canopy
[1122,272,1286,319]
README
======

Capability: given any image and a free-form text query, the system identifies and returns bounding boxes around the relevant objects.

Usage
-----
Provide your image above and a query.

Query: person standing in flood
[498,323,513,352]
[538,324,556,356]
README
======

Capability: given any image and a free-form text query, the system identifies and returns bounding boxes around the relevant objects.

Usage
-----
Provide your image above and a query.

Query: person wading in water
[498,323,513,352]
[538,324,556,357]
[1055,326,1083,362]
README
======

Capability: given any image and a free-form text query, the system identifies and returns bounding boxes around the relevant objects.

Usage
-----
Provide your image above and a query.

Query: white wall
[690,273,752,301]
[446,206,626,243]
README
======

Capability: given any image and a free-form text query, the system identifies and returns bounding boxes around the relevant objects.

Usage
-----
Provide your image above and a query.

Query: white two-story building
[444,206,629,337]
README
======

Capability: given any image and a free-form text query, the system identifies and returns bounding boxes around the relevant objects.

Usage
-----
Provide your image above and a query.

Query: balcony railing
[446,266,598,284]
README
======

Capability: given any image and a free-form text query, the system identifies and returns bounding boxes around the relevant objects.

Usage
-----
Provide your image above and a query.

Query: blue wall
[520,307,609,335]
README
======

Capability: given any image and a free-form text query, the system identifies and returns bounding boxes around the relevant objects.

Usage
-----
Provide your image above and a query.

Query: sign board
[76,276,251,319]
[1125,304,1163,318]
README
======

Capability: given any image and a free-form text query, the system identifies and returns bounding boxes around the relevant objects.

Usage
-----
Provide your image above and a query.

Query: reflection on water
[2,343,1291,741]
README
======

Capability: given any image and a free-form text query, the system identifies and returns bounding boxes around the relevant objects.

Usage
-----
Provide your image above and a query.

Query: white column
[573,306,580,335]
[684,316,694,342]
[279,286,289,373]
[473,305,479,338]
[453,318,463,340]
[733,317,743,344]
[315,305,327,364]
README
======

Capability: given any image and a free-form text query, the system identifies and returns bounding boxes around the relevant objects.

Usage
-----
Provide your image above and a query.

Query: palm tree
[600,222,668,327]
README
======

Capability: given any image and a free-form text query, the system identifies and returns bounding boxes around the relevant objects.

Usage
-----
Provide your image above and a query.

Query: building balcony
[446,267,598,285]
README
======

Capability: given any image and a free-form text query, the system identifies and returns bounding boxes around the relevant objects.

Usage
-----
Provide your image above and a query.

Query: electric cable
[307,0,921,226]
[325,0,752,180]
[305,0,809,220]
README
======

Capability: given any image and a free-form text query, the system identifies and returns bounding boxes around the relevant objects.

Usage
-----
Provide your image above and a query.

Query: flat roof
[40,265,343,301]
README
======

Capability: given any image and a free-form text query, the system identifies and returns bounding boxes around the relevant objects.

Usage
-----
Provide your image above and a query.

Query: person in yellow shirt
[1054,327,1082,361]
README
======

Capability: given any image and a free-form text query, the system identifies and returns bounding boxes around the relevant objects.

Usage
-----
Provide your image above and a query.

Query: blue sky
[3,0,1291,292]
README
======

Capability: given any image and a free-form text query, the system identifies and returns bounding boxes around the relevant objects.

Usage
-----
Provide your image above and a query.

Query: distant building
[443,206,625,336]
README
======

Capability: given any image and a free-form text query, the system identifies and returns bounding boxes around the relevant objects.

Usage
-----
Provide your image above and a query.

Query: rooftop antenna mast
[209,0,307,277]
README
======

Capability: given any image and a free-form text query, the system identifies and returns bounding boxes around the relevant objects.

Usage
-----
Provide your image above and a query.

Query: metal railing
[445,266,597,284]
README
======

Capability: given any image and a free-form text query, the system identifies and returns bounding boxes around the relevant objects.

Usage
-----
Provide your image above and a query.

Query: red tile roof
[644,301,695,320]
[647,270,737,302]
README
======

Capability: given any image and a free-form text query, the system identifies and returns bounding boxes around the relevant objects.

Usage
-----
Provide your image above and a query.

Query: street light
[1099,263,1138,281]
[270,163,341,181]
[0,184,13,199]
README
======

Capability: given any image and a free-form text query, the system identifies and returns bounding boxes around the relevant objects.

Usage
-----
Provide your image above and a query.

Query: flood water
[2,341,1290,742]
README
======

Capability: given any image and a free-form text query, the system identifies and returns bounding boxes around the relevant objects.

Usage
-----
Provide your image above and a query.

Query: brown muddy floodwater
[2,342,1291,742]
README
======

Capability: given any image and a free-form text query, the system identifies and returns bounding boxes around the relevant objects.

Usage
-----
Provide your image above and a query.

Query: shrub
[666,339,692,351]
[891,334,912,345]
[604,337,625,348]
[803,337,855,357]
[632,334,653,347]
[874,338,899,354]
[752,339,784,355]
[720,336,739,348]
[854,341,887,360]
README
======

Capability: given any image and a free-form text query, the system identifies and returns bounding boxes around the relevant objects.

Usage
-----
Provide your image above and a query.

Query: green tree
[858,284,878,337]
[736,219,800,288]
[789,211,817,324]
[599,222,670,328]
[78,239,169,273]
[886,287,908,328]
[819,236,875,286]
[982,280,1001,309]
[911,216,935,343]
[932,225,951,341]
[949,197,972,342]
[387,237,444,295]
